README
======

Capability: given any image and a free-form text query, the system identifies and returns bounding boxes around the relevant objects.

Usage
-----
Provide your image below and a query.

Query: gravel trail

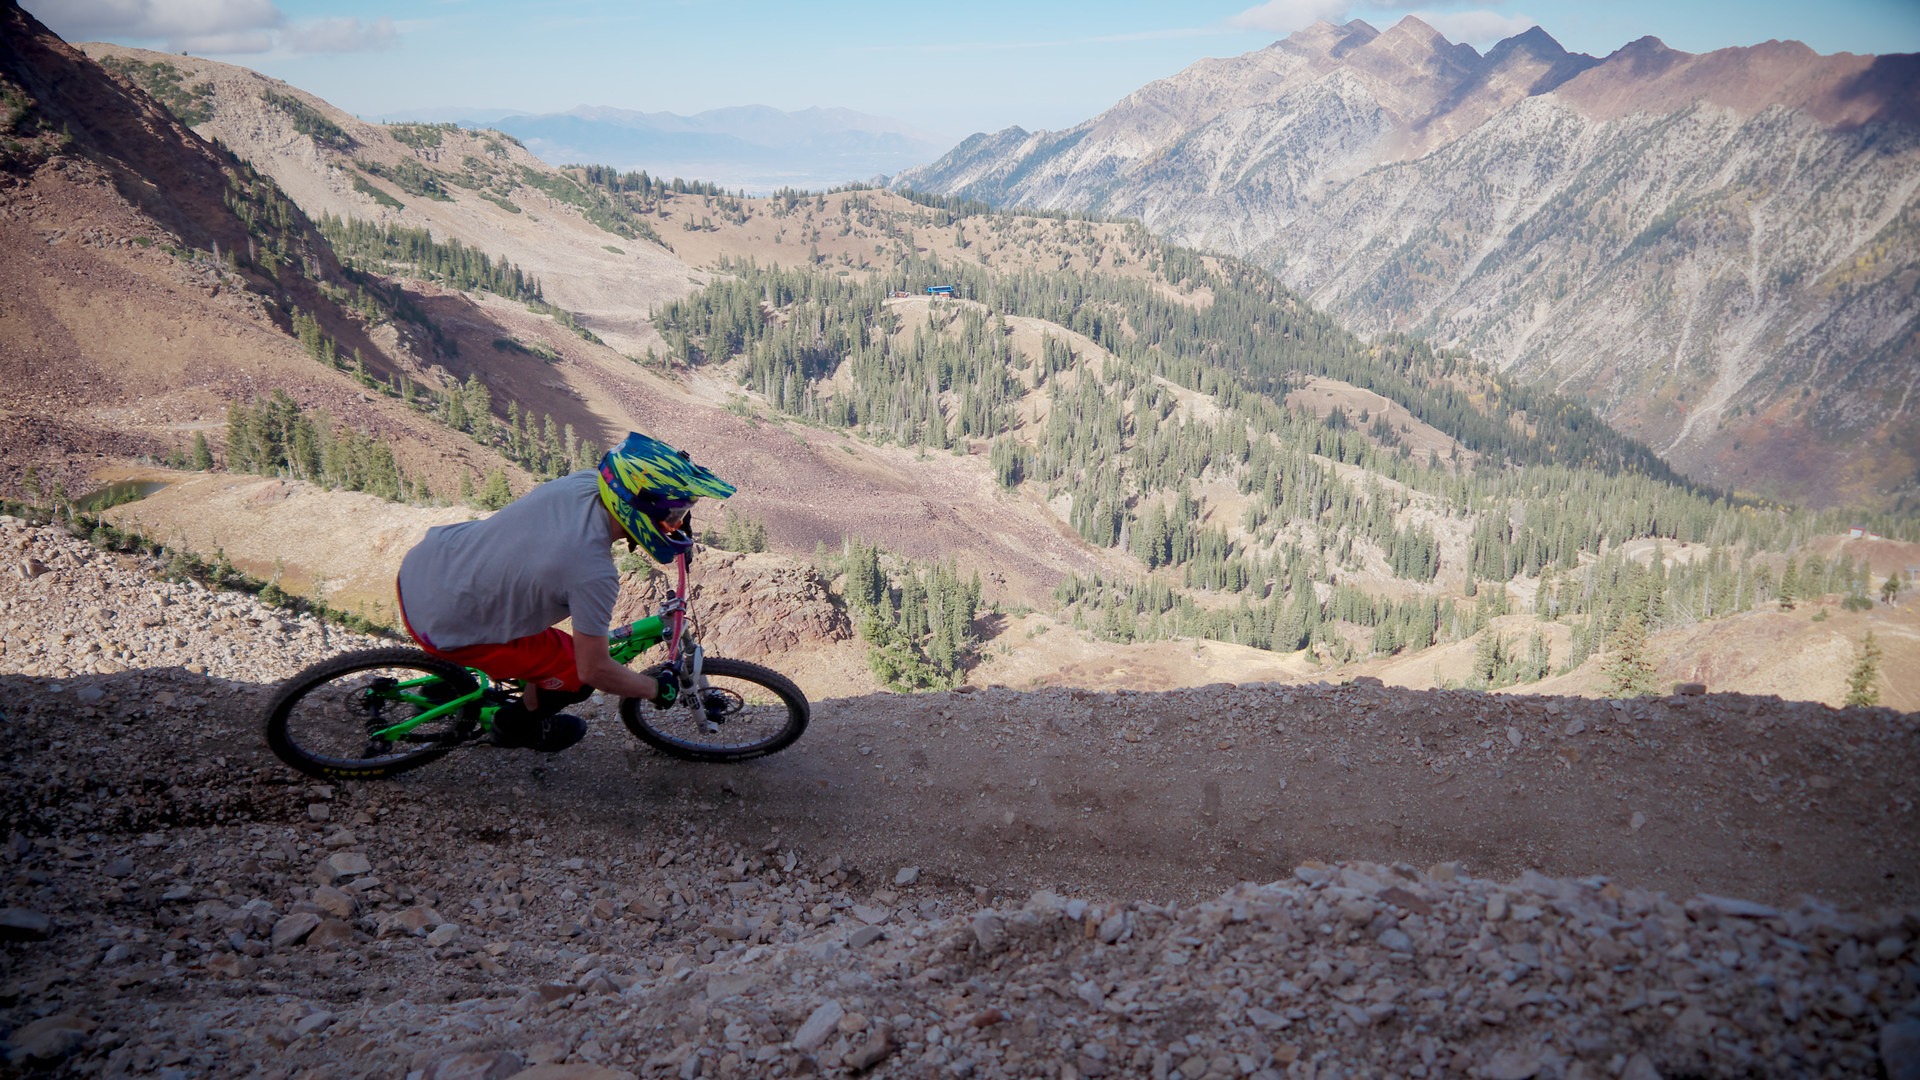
[2,516,1917,1078]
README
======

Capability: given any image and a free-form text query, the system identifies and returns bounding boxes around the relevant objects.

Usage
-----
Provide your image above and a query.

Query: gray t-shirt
[397,470,622,651]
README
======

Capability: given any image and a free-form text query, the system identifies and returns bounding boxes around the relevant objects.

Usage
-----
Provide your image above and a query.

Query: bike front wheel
[619,657,809,762]
[265,647,481,780]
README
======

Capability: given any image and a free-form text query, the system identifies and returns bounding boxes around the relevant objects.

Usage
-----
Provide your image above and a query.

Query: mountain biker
[394,431,736,752]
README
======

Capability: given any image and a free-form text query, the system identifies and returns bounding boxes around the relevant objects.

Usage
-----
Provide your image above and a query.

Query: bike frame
[369,553,700,743]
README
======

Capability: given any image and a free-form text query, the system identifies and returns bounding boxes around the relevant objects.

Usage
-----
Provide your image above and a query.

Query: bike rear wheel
[265,647,481,780]
[619,657,809,762]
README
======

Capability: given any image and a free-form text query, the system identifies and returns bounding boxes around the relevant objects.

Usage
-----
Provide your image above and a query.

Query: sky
[26,0,1920,141]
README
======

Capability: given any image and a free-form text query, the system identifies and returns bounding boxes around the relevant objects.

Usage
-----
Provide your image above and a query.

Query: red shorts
[397,586,583,692]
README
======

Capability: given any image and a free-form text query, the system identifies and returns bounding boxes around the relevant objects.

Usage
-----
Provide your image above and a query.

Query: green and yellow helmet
[597,431,736,563]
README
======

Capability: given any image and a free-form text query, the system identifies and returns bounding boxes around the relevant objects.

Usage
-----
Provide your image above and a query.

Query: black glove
[646,664,680,710]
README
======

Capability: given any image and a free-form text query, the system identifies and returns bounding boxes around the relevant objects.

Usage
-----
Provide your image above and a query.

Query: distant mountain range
[11,0,1917,720]
[895,18,1920,510]
[24,8,1920,513]
[385,104,951,194]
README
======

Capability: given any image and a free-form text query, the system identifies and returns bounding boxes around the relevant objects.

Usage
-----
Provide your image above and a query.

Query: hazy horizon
[28,0,1920,145]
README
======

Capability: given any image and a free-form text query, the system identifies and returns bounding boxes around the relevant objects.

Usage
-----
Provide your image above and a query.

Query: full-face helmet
[597,431,735,562]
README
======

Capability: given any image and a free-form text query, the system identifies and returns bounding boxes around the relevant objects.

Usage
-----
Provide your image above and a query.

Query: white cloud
[1229,0,1354,34]
[25,0,159,41]
[291,16,399,54]
[26,0,400,56]
[1414,10,1541,48]
[28,0,280,50]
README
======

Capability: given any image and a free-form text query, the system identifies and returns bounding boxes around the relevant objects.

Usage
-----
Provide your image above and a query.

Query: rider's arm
[573,631,661,699]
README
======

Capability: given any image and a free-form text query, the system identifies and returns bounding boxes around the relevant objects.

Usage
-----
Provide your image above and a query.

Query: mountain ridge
[0,1,534,505]
[8,2,1915,720]
[894,18,1920,512]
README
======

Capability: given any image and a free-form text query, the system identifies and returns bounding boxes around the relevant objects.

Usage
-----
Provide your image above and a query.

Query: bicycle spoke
[266,650,480,779]
[620,657,808,762]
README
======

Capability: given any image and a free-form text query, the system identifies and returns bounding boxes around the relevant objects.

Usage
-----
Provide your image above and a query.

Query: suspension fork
[662,553,706,690]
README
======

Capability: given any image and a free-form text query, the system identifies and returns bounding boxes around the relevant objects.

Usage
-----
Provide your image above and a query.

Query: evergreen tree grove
[223,391,414,503]
[839,539,982,690]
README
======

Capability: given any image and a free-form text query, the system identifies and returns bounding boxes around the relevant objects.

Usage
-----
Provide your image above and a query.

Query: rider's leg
[489,685,591,751]
[412,630,590,751]
[524,682,593,717]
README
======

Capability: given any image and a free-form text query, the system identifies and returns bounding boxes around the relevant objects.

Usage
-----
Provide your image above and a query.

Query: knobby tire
[619,657,809,762]
[265,647,480,780]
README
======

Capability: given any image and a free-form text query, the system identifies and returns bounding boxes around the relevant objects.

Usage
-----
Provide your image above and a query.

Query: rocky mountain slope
[4,8,1133,622]
[0,1,546,503]
[72,41,697,357]
[4,517,1919,1077]
[6,8,1919,1072]
[13,4,1920,718]
[895,18,1920,511]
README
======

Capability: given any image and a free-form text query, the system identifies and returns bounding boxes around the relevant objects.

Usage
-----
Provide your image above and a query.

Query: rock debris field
[1,515,1918,1079]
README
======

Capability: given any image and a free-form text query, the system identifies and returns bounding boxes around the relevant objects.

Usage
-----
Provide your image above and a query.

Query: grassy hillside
[17,22,1918,703]
[600,188,1907,687]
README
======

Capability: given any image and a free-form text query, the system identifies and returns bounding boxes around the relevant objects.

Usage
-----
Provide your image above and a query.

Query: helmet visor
[634,493,694,531]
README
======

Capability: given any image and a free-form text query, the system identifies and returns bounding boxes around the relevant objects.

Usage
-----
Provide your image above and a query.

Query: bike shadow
[13,666,1912,914]
[0,665,331,840]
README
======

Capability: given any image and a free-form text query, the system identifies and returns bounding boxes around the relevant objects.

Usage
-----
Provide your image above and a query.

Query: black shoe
[488,701,541,748]
[532,713,587,753]
[488,703,587,752]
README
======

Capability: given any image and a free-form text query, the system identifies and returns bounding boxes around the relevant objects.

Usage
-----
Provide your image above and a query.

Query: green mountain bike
[264,554,810,780]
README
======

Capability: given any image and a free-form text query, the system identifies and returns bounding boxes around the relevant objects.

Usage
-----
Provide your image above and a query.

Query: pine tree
[1844,632,1881,707]
[1273,563,1316,652]
[225,402,254,471]
[190,431,214,470]
[1777,555,1799,610]
[1602,612,1657,698]
[1801,553,1828,599]
[1524,631,1552,683]
[844,539,885,612]
[1601,567,1658,697]
[1469,631,1501,689]
[477,469,513,510]
[466,376,494,443]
